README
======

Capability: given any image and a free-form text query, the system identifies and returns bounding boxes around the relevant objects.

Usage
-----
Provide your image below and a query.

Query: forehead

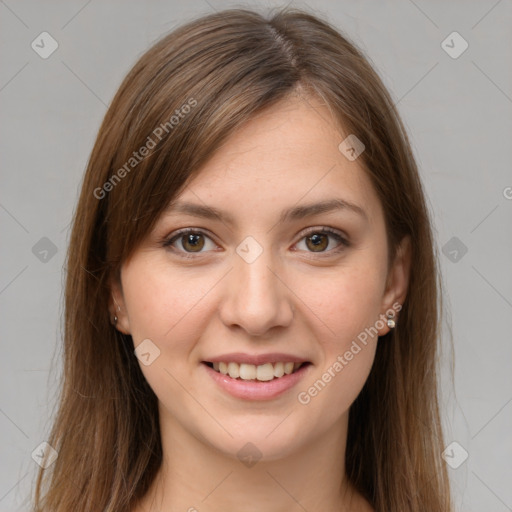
[170,95,383,226]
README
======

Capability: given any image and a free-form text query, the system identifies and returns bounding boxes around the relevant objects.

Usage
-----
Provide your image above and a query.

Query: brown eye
[294,228,348,255]
[163,229,218,257]
[305,233,329,252]
[181,233,205,252]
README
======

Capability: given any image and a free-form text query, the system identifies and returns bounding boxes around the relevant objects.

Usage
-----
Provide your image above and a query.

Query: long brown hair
[31,7,451,511]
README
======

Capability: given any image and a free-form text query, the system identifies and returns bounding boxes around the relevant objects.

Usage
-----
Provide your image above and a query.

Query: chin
[201,415,311,463]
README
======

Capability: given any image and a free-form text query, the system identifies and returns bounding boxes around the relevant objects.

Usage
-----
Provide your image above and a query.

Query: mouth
[202,361,311,382]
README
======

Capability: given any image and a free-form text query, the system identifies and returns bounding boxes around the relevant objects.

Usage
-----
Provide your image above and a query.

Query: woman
[32,7,452,512]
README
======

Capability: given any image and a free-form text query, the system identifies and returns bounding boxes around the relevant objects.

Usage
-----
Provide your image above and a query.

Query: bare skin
[113,92,410,512]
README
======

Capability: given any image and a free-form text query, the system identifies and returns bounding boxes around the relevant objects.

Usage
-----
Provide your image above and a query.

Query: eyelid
[163,227,216,242]
[161,226,350,258]
[292,226,350,254]
[295,225,348,242]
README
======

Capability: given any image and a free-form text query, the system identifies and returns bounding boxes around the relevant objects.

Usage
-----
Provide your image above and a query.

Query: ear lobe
[109,278,131,335]
[378,236,411,334]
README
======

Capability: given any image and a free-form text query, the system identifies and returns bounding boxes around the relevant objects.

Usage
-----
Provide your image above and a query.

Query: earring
[112,294,121,326]
[386,313,396,329]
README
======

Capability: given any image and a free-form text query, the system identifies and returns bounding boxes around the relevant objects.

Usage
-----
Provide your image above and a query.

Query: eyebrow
[164,198,368,225]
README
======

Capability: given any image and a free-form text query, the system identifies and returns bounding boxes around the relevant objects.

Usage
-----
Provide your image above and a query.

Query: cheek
[297,258,386,343]
[295,340,377,434]
[292,260,385,411]
[120,259,224,428]
[121,258,222,345]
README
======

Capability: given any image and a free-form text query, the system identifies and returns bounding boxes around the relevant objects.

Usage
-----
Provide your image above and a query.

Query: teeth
[284,362,294,375]
[256,363,275,381]
[227,362,240,379]
[219,362,228,375]
[210,361,304,381]
[273,362,284,378]
[239,363,256,380]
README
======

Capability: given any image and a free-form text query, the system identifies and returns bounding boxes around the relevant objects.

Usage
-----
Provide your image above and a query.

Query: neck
[135,406,369,512]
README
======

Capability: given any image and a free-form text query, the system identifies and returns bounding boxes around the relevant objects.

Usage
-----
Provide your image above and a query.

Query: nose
[218,250,295,337]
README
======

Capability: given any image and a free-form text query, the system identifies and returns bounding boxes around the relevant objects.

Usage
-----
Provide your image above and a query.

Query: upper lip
[203,352,309,366]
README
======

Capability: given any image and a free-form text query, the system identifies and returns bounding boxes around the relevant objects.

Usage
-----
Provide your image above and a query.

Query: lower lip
[203,363,311,401]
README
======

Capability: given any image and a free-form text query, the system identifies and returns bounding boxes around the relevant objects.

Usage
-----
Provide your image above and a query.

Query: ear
[109,275,131,335]
[377,236,411,336]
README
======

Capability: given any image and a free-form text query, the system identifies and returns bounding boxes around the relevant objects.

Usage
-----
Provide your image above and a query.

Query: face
[111,94,409,462]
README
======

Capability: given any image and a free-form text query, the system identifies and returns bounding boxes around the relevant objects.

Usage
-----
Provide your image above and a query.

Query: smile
[205,361,308,382]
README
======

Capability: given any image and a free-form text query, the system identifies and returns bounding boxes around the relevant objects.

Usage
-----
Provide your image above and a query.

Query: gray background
[1,0,511,510]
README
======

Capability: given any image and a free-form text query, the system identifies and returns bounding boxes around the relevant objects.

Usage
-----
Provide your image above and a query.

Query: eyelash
[161,227,350,260]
